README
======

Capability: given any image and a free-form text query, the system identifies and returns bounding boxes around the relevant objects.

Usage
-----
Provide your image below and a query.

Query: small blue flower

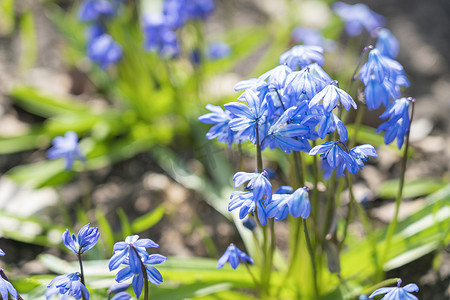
[142,13,180,58]
[309,81,356,112]
[349,144,377,170]
[0,249,4,256]
[279,45,324,70]
[217,243,253,269]
[358,49,390,86]
[47,273,89,300]
[47,131,85,171]
[228,190,267,226]
[259,64,292,92]
[333,2,384,36]
[376,97,413,149]
[308,63,333,87]
[309,141,358,176]
[359,296,368,300]
[364,75,397,110]
[206,42,231,60]
[0,269,18,300]
[185,0,215,20]
[284,67,324,101]
[369,279,419,300]
[109,235,165,299]
[111,292,132,300]
[266,187,311,221]
[198,104,237,147]
[78,0,115,22]
[233,171,272,203]
[225,89,268,144]
[114,254,166,298]
[62,223,100,255]
[46,284,70,299]
[375,28,399,59]
[109,235,159,272]
[87,34,123,69]
[85,23,105,42]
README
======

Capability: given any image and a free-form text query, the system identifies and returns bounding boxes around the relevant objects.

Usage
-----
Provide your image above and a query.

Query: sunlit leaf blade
[130,205,165,233]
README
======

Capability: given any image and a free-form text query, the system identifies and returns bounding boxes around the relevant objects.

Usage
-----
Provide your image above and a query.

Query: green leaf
[117,207,132,237]
[0,131,46,154]
[19,10,37,70]
[378,178,448,199]
[10,86,88,118]
[131,205,165,234]
[95,208,115,254]
[0,0,14,36]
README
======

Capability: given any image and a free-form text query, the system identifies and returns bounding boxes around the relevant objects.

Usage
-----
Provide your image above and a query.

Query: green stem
[303,219,319,297]
[245,264,261,289]
[381,99,415,268]
[322,173,336,241]
[349,107,365,149]
[77,252,85,285]
[131,246,149,300]
[340,175,355,249]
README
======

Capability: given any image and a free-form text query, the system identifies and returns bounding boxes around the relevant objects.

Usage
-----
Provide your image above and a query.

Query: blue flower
[78,0,115,22]
[369,279,419,300]
[111,292,132,300]
[225,89,268,144]
[109,235,165,299]
[163,0,214,28]
[228,190,267,226]
[217,243,253,269]
[332,2,384,36]
[198,104,238,147]
[266,187,311,221]
[309,141,358,176]
[376,97,413,149]
[62,223,100,255]
[47,131,85,171]
[206,42,231,60]
[47,273,89,300]
[349,144,377,170]
[233,171,272,203]
[259,64,292,92]
[308,63,332,87]
[142,13,180,58]
[0,269,18,300]
[46,284,70,299]
[0,249,4,256]
[85,23,105,42]
[185,0,215,20]
[114,254,166,298]
[284,67,325,101]
[109,235,159,272]
[279,45,324,70]
[87,33,123,69]
[375,28,399,59]
[364,75,397,110]
[309,81,356,112]
[263,106,311,153]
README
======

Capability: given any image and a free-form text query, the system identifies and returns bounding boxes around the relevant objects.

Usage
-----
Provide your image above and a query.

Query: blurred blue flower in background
[62,223,100,255]
[47,131,85,171]
[217,243,253,269]
[47,273,89,300]
[375,28,399,59]
[87,34,123,69]
[291,27,336,51]
[142,13,180,58]
[206,42,231,60]
[0,249,4,256]
[78,0,115,22]
[333,2,385,36]
[369,279,419,300]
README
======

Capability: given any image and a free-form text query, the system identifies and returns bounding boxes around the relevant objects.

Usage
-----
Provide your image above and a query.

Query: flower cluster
[142,0,214,58]
[47,224,100,300]
[79,0,123,68]
[109,235,166,299]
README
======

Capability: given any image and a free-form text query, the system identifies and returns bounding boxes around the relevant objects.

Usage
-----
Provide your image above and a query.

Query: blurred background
[0,0,448,299]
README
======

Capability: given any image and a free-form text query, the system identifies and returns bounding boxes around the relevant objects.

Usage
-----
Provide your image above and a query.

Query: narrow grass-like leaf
[130,205,165,234]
